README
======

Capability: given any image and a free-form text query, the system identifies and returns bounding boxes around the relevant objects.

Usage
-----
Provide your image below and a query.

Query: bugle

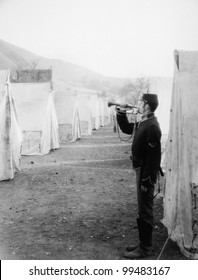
[108,101,138,109]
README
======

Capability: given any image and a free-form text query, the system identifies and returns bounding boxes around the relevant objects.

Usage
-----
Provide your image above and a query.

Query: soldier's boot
[124,218,153,259]
[125,244,139,252]
[125,218,142,252]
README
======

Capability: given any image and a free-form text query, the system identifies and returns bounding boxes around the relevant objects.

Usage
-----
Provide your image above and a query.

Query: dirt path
[0,125,186,260]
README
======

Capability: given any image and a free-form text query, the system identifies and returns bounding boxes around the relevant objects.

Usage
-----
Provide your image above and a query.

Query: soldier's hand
[141,176,154,192]
[140,185,148,192]
[116,106,126,112]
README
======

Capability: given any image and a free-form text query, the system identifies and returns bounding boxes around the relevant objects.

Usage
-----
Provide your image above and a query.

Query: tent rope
[157,234,171,260]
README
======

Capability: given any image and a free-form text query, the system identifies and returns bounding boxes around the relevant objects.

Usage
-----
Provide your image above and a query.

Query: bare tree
[10,59,41,82]
[29,58,40,70]
[134,76,150,96]
[118,76,150,104]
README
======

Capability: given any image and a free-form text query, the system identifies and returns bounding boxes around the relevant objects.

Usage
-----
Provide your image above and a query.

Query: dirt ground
[0,124,187,260]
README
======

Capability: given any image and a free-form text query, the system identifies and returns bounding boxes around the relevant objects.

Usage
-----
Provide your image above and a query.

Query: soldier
[116,93,161,259]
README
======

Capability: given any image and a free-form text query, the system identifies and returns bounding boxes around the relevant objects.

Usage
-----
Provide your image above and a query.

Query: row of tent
[0,70,111,181]
[56,86,111,142]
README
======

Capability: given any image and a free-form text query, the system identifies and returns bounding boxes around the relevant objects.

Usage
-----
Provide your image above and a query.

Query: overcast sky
[0,0,198,78]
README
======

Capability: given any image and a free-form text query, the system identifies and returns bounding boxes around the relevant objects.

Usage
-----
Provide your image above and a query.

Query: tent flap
[54,91,81,142]
[0,71,22,181]
[163,51,198,259]
[12,83,60,155]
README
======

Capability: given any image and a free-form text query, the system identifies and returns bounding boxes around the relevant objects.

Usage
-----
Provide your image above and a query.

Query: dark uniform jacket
[117,112,161,184]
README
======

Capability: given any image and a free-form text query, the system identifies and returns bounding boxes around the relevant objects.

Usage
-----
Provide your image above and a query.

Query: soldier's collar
[141,112,155,122]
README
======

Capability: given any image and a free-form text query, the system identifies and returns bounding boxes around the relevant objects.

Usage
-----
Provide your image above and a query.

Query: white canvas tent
[149,77,173,136]
[162,50,198,259]
[149,77,173,168]
[0,70,9,104]
[102,97,111,126]
[54,89,81,142]
[11,83,60,155]
[98,96,104,127]
[76,87,100,131]
[90,94,100,130]
[98,96,111,127]
[0,70,22,181]
[77,90,93,136]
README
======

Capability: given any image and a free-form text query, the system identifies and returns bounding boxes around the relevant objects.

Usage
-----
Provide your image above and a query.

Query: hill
[0,38,173,101]
[0,38,39,69]
[0,38,127,92]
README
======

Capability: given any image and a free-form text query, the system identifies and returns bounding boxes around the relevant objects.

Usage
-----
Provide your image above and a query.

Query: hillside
[0,38,173,100]
[0,38,127,92]
[0,38,39,69]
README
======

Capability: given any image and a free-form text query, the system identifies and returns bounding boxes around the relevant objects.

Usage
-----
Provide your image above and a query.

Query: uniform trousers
[134,167,155,250]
